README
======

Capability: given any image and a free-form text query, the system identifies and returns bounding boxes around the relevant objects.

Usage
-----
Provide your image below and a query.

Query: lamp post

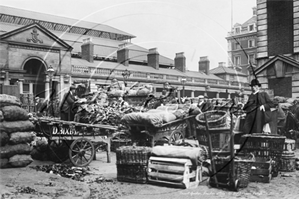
[47,65,55,116]
[122,69,131,86]
[181,78,186,98]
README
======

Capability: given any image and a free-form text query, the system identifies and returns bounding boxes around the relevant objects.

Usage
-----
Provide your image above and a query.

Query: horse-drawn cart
[35,117,118,167]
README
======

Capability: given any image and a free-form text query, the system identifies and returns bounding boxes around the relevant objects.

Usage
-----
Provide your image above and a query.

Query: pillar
[45,75,50,100]
[228,93,231,99]
[19,79,24,94]
[216,92,220,98]
[191,90,195,98]
[29,83,33,94]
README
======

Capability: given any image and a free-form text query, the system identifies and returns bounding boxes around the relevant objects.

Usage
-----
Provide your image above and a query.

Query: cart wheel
[169,130,184,144]
[69,138,95,167]
[232,179,240,192]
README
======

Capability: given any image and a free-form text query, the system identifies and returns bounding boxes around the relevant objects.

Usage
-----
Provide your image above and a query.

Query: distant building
[0,6,250,101]
[226,7,257,78]
[254,0,299,98]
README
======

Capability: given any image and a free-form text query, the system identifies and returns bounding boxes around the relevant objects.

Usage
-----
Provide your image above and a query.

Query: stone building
[254,0,299,98]
[0,6,250,101]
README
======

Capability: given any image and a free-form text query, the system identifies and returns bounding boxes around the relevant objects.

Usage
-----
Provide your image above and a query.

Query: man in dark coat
[60,85,77,121]
[242,79,274,134]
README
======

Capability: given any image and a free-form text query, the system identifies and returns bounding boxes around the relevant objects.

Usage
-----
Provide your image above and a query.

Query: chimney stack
[174,52,186,73]
[252,7,257,16]
[117,43,129,66]
[147,48,159,69]
[81,38,94,63]
[198,56,210,75]
[218,62,226,67]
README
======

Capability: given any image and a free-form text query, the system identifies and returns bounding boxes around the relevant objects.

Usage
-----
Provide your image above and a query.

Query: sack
[0,94,21,107]
[9,154,33,168]
[173,109,188,119]
[0,110,3,122]
[0,158,9,168]
[161,112,177,123]
[0,131,9,146]
[0,120,35,133]
[137,88,150,96]
[9,132,36,145]
[0,144,32,159]
[146,113,164,127]
[1,106,29,121]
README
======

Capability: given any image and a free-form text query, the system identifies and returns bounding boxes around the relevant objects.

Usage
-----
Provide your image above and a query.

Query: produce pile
[0,94,35,168]
[74,102,136,126]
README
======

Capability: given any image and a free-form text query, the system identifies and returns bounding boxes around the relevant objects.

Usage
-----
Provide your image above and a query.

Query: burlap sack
[0,158,9,168]
[0,120,35,133]
[1,106,29,121]
[0,131,9,146]
[9,132,36,145]
[0,110,3,122]
[9,154,33,168]
[0,144,32,159]
[0,94,21,107]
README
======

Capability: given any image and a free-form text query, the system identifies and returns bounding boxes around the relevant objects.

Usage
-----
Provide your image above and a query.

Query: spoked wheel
[69,138,95,167]
[169,130,184,144]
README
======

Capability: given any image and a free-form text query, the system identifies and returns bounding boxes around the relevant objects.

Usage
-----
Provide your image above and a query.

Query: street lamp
[47,65,55,116]
[122,69,131,86]
[181,78,186,98]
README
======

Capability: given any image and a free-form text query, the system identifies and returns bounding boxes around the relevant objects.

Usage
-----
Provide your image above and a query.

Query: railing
[207,79,217,84]
[166,75,179,81]
[194,78,205,83]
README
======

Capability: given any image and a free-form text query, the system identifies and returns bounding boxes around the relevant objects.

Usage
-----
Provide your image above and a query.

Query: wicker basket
[195,110,228,128]
[213,153,255,188]
[117,164,148,183]
[116,146,152,165]
[240,133,286,177]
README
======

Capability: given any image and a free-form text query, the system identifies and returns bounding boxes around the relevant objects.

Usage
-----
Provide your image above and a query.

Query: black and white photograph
[0,0,299,198]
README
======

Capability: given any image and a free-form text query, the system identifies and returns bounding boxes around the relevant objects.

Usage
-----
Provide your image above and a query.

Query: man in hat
[242,79,274,134]
[60,85,77,121]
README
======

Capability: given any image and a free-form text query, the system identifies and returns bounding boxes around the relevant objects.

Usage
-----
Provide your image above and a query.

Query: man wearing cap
[242,79,274,134]
[60,85,77,121]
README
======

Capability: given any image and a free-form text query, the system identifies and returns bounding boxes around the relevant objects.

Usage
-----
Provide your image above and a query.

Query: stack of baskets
[195,111,229,150]
[240,133,286,182]
[116,146,152,183]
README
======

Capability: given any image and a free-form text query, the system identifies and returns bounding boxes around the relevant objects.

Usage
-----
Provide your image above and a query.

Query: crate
[196,128,230,151]
[240,134,285,177]
[212,154,255,188]
[250,157,272,183]
[117,164,148,183]
[147,156,202,189]
[116,146,152,165]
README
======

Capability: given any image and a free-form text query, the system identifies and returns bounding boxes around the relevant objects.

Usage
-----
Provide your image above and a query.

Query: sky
[0,0,256,71]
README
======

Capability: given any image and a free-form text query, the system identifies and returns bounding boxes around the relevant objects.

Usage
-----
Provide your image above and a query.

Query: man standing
[242,79,274,134]
[60,85,77,121]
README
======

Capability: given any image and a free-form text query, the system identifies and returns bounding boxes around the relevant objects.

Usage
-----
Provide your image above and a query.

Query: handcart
[126,115,195,147]
[195,111,240,191]
[35,117,118,167]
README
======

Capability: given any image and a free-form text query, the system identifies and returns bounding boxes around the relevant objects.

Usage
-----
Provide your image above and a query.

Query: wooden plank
[148,164,186,174]
[250,174,272,183]
[148,172,183,182]
[149,157,191,165]
[147,178,185,187]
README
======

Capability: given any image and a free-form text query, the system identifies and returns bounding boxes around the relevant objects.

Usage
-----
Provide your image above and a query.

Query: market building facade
[0,6,251,102]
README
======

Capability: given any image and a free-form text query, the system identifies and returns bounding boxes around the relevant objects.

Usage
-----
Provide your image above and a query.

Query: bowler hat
[249,79,261,87]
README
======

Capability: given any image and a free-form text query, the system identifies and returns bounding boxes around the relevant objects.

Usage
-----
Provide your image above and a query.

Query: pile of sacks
[0,94,35,168]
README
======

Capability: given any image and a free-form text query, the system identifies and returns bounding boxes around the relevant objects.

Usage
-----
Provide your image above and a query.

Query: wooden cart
[35,117,118,167]
[126,115,195,147]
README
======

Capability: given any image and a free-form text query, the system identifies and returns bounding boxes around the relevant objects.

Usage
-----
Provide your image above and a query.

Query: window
[248,24,255,31]
[235,27,241,34]
[23,84,29,93]
[234,56,241,66]
[248,39,255,48]
[234,43,241,50]
[248,54,255,64]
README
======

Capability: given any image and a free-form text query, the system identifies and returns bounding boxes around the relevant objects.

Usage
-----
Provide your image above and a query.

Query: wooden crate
[249,157,272,183]
[147,156,202,189]
[116,146,152,165]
